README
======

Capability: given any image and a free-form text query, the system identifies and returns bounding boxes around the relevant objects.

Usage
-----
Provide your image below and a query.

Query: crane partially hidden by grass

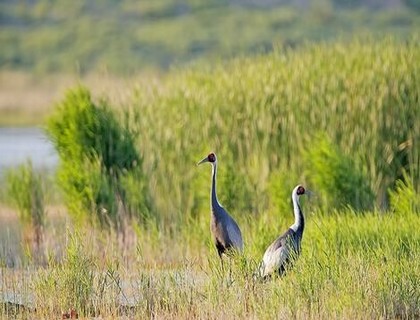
[197,152,243,260]
[257,185,308,279]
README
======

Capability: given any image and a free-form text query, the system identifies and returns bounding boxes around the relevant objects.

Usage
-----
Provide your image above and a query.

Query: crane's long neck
[211,162,222,211]
[290,193,304,233]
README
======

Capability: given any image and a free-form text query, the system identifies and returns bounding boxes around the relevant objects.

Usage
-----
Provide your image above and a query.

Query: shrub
[45,86,151,229]
[304,136,374,211]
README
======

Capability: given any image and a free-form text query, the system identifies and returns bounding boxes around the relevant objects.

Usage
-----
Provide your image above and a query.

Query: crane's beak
[197,157,209,166]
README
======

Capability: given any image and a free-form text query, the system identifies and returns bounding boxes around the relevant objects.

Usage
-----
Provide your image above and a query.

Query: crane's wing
[211,208,243,254]
[226,217,243,251]
[259,229,295,277]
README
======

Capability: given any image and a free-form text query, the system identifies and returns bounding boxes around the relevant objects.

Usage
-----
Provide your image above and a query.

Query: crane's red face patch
[297,186,305,195]
[208,153,216,162]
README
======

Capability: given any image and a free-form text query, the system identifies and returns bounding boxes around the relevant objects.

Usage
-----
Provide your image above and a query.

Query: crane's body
[210,201,243,257]
[198,153,243,257]
[258,185,306,278]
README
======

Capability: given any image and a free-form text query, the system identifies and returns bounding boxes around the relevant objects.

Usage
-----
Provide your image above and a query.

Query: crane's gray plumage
[198,152,243,258]
[258,185,306,278]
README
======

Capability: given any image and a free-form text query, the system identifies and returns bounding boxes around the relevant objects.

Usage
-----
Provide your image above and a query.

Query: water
[0,127,60,265]
[0,127,58,175]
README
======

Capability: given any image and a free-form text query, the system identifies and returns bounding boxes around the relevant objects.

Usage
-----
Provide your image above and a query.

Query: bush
[304,136,374,211]
[45,86,151,229]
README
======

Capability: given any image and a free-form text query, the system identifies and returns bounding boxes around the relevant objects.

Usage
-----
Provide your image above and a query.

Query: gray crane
[198,152,244,258]
[257,185,307,279]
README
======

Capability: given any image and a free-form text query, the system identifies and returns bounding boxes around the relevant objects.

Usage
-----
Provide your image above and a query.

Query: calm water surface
[0,127,60,264]
[0,127,58,175]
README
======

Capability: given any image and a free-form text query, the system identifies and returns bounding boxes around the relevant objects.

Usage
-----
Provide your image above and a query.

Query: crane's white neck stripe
[290,191,302,232]
[211,162,222,209]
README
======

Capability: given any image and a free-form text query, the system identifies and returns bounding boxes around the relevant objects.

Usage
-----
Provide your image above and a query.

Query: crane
[198,152,244,259]
[257,184,307,279]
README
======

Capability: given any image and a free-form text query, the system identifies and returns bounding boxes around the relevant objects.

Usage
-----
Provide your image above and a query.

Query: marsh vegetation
[0,38,419,318]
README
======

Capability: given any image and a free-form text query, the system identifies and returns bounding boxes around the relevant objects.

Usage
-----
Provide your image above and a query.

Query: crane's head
[294,185,306,196]
[197,152,217,165]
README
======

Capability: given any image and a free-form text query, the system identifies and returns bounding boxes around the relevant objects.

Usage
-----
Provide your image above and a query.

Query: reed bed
[1,38,419,318]
[0,207,418,319]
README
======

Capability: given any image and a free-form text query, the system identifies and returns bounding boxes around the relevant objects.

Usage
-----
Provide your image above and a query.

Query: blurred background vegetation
[1,0,420,75]
[1,0,419,126]
[0,2,419,318]
[0,0,418,225]
[0,0,419,227]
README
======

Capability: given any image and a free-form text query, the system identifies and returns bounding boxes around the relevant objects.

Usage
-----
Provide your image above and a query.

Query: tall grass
[389,172,420,215]
[129,38,419,221]
[1,206,418,319]
[1,39,419,318]
[5,161,45,253]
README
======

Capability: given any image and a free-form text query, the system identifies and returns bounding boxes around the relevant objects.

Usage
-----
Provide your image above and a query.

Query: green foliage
[2,188,419,318]
[242,207,419,319]
[1,1,420,74]
[120,170,154,223]
[45,86,151,228]
[46,87,139,172]
[219,162,255,214]
[5,161,45,234]
[388,172,420,215]
[2,36,420,319]
[304,135,374,211]
[130,39,419,220]
[268,169,301,217]
[33,232,121,317]
[57,234,94,315]
[19,206,418,318]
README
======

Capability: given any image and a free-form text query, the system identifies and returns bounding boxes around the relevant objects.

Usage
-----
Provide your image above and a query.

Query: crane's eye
[297,186,305,195]
[208,153,216,162]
